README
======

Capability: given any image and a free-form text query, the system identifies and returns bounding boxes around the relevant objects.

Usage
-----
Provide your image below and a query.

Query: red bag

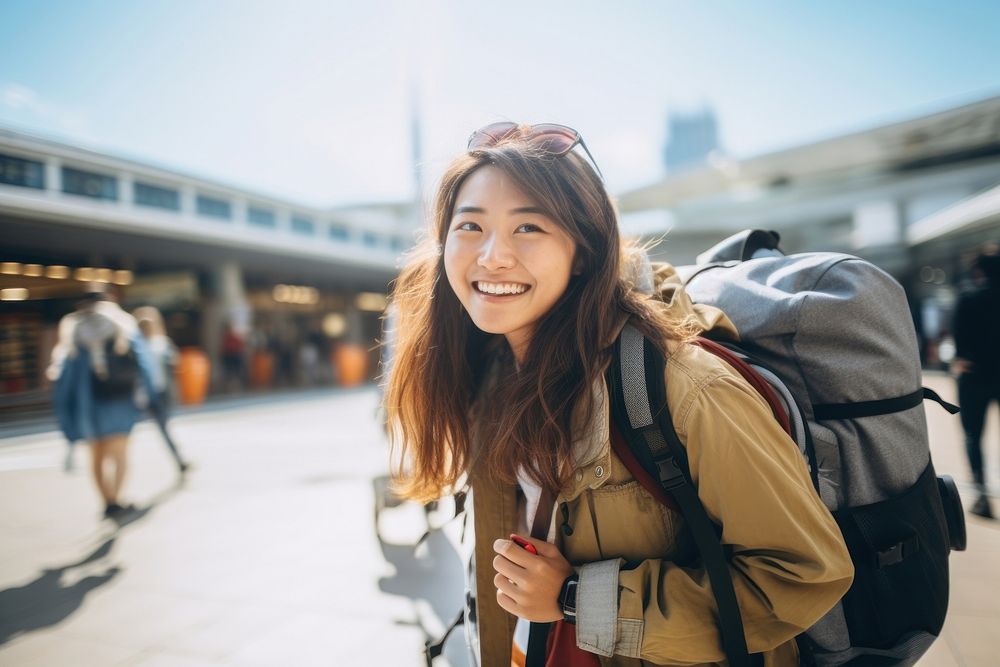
[545,620,601,667]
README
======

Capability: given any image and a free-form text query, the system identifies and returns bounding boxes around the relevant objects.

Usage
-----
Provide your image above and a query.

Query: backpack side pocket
[833,462,949,652]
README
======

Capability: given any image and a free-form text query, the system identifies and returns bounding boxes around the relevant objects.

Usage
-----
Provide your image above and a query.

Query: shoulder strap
[693,339,792,436]
[610,324,761,667]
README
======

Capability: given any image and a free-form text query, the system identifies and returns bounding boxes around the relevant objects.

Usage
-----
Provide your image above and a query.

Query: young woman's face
[444,165,577,361]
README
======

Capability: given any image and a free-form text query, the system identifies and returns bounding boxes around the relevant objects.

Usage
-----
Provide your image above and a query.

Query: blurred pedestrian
[48,286,155,518]
[952,249,1000,519]
[134,306,191,475]
[299,335,320,386]
[221,322,246,392]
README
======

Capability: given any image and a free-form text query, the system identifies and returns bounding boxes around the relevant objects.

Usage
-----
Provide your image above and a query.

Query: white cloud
[0,82,94,140]
[2,83,38,109]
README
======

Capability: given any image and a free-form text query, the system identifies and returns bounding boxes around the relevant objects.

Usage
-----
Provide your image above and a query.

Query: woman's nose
[477,233,515,271]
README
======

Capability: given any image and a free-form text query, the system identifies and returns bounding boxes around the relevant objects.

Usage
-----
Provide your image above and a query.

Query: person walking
[48,286,155,518]
[952,250,1000,519]
[384,123,853,666]
[134,305,191,475]
[221,322,246,392]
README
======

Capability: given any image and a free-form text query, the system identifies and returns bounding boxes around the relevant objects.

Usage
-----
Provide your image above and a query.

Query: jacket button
[595,466,605,478]
[576,471,584,482]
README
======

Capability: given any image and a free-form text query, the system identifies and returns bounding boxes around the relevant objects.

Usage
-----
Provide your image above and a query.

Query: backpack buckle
[876,535,919,568]
[655,457,687,490]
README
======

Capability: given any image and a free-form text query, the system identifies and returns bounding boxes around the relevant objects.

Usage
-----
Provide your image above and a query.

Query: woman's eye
[515,223,543,233]
[455,222,481,232]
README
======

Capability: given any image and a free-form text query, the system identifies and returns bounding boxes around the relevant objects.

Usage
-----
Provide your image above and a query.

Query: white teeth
[476,281,528,295]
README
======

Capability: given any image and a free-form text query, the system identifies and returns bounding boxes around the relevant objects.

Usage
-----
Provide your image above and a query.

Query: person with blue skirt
[48,286,156,519]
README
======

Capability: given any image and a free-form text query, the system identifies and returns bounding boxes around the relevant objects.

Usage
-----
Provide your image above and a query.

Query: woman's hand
[493,535,574,622]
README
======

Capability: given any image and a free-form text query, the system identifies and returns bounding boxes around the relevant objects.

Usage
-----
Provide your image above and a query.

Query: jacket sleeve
[52,352,81,443]
[576,371,854,664]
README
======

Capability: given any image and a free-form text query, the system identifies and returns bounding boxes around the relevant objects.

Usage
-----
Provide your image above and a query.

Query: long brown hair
[386,135,696,502]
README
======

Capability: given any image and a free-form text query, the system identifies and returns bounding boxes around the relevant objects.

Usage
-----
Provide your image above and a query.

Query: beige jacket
[470,270,854,666]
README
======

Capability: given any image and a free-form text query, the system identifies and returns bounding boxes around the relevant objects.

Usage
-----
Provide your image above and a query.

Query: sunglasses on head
[466,122,603,179]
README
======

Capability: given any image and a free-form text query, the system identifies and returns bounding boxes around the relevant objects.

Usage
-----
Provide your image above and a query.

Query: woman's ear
[572,255,584,276]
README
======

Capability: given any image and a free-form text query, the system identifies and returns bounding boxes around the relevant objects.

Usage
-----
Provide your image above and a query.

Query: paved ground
[0,375,997,666]
[0,388,472,667]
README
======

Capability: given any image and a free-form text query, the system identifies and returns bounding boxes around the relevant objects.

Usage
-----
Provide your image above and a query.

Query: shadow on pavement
[0,473,189,646]
[0,537,121,645]
[374,476,472,666]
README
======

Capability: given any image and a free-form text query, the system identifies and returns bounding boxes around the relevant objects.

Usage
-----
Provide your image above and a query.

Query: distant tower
[663,108,721,173]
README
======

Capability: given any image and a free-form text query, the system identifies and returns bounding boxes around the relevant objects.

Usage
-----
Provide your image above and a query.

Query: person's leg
[105,434,130,506]
[958,373,989,488]
[959,373,994,517]
[90,439,113,506]
[150,392,186,471]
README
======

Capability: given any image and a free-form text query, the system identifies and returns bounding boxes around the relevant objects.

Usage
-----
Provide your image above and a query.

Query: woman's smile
[474,280,532,297]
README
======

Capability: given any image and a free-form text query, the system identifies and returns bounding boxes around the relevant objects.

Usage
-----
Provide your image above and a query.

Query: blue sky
[1,0,998,207]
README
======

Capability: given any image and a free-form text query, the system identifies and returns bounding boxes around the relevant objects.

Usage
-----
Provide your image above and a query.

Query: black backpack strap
[610,324,761,667]
[813,387,959,421]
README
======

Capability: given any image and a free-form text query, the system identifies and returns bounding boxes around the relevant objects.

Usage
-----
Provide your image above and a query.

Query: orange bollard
[250,350,274,388]
[334,343,369,387]
[175,347,211,405]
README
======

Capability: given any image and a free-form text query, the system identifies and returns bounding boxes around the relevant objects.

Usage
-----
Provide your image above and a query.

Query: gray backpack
[615,230,966,666]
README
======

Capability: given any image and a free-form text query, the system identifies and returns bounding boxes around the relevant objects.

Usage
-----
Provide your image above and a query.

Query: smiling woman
[384,123,853,667]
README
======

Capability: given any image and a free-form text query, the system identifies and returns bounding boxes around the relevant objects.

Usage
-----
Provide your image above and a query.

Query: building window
[0,154,44,189]
[291,215,315,236]
[361,231,379,248]
[134,182,180,211]
[196,194,232,220]
[62,166,117,200]
[248,206,276,228]
[329,224,350,242]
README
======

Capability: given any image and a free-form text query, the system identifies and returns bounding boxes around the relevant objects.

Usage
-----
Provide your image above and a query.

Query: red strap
[609,420,680,512]
[693,338,792,438]
[609,339,792,516]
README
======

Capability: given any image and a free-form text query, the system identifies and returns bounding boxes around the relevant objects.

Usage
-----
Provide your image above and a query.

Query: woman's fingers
[496,588,519,615]
[492,554,524,582]
[492,537,574,622]
[494,572,521,599]
[493,538,531,567]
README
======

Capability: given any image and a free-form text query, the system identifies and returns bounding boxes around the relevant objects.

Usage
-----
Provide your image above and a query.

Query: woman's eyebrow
[451,205,547,217]
[509,206,547,216]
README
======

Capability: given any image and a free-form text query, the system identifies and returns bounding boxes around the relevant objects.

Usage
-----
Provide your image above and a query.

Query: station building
[618,95,1000,363]
[0,127,418,416]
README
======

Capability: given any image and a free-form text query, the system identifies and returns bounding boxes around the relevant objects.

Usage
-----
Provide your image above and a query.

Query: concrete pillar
[232,198,248,227]
[201,261,251,388]
[346,304,364,345]
[119,171,133,208]
[180,184,196,216]
[44,157,60,199]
